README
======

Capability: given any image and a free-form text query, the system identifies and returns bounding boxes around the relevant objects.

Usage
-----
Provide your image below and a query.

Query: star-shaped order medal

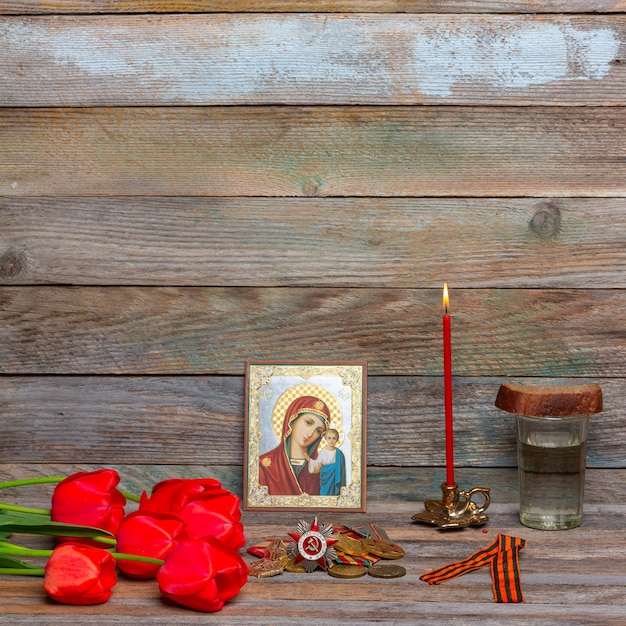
[287,518,339,573]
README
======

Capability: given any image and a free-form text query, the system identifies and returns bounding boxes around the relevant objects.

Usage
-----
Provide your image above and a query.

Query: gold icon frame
[244,361,367,511]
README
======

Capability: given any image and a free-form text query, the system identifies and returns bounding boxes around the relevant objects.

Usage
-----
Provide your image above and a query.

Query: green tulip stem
[0,568,45,576]
[111,552,165,566]
[0,477,66,490]
[120,490,141,503]
[0,542,53,558]
[0,541,164,567]
[0,502,51,515]
[91,536,117,546]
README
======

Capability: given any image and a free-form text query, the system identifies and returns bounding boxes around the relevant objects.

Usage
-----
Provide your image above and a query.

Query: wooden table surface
[2,496,624,625]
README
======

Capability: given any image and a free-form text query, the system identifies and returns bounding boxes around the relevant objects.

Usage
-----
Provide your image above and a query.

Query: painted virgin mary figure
[258,395,331,496]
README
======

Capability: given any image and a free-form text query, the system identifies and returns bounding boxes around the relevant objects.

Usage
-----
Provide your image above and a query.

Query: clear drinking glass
[516,413,589,530]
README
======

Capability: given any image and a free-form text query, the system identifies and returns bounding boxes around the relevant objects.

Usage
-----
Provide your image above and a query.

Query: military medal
[252,521,407,580]
[263,539,287,560]
[248,558,286,578]
[327,564,367,579]
[332,533,366,556]
[287,518,339,573]
[361,537,405,560]
[367,563,407,579]
[284,558,307,573]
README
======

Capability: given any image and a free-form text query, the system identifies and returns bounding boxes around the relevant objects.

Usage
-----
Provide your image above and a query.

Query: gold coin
[362,538,405,560]
[284,558,307,573]
[367,563,406,579]
[327,564,368,579]
[248,558,285,578]
[332,533,365,556]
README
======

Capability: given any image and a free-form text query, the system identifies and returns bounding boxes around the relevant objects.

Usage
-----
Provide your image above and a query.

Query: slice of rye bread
[495,383,602,416]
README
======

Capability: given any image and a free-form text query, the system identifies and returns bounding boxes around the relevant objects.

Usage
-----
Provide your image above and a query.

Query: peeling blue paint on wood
[410,21,620,96]
[1,15,622,105]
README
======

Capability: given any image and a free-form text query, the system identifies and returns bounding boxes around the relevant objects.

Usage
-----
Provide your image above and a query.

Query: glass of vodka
[516,413,590,530]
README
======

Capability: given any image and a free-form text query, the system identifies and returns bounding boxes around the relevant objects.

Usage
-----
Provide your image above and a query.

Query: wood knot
[301,180,320,197]
[530,204,561,239]
[0,249,26,280]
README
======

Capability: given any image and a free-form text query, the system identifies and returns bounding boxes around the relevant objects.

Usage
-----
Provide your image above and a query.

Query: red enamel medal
[287,518,339,572]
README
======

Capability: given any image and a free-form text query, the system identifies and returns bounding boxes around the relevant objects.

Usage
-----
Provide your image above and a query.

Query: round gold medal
[327,564,367,579]
[367,563,406,579]
[361,538,405,560]
[332,533,365,556]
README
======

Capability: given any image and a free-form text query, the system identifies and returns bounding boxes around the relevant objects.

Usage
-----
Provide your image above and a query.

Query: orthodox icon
[244,362,367,511]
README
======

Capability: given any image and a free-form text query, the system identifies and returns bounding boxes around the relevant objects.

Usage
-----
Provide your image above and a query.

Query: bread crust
[495,383,602,416]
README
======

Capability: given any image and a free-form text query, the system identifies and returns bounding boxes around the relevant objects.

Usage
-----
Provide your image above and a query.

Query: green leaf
[0,510,113,538]
[0,554,41,570]
[0,510,51,523]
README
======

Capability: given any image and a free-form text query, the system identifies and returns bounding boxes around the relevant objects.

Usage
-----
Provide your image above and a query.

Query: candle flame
[443,283,449,313]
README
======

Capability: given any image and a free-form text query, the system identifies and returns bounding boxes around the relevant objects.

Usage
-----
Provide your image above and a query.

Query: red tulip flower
[157,538,249,613]
[43,543,117,605]
[176,500,245,549]
[115,511,187,579]
[51,469,126,537]
[139,478,244,549]
[140,478,239,518]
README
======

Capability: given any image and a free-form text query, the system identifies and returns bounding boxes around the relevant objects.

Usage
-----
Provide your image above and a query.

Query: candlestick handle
[411,482,491,529]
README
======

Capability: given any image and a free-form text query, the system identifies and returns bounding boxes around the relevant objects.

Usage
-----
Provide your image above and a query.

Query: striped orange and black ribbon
[420,533,525,603]
[491,534,525,603]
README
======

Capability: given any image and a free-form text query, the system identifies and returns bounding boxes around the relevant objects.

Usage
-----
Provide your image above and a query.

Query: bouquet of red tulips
[0,469,249,612]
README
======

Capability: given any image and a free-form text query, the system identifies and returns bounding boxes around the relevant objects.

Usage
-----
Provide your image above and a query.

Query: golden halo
[271,383,343,448]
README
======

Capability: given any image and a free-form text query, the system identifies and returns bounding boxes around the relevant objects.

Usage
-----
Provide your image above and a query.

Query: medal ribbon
[420,533,525,603]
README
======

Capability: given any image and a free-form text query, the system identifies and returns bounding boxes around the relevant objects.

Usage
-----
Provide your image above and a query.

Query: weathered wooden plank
[2,107,624,198]
[1,1,625,14]
[0,464,622,507]
[1,15,623,106]
[366,467,625,505]
[1,591,625,625]
[0,376,621,467]
[0,287,623,376]
[2,197,626,288]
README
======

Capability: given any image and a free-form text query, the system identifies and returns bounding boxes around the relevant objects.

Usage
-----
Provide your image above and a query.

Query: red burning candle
[443,283,455,487]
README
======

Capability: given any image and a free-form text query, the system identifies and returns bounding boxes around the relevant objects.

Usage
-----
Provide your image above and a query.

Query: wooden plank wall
[1,1,624,501]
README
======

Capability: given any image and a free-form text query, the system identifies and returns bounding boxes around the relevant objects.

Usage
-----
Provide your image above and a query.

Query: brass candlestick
[411,482,491,529]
